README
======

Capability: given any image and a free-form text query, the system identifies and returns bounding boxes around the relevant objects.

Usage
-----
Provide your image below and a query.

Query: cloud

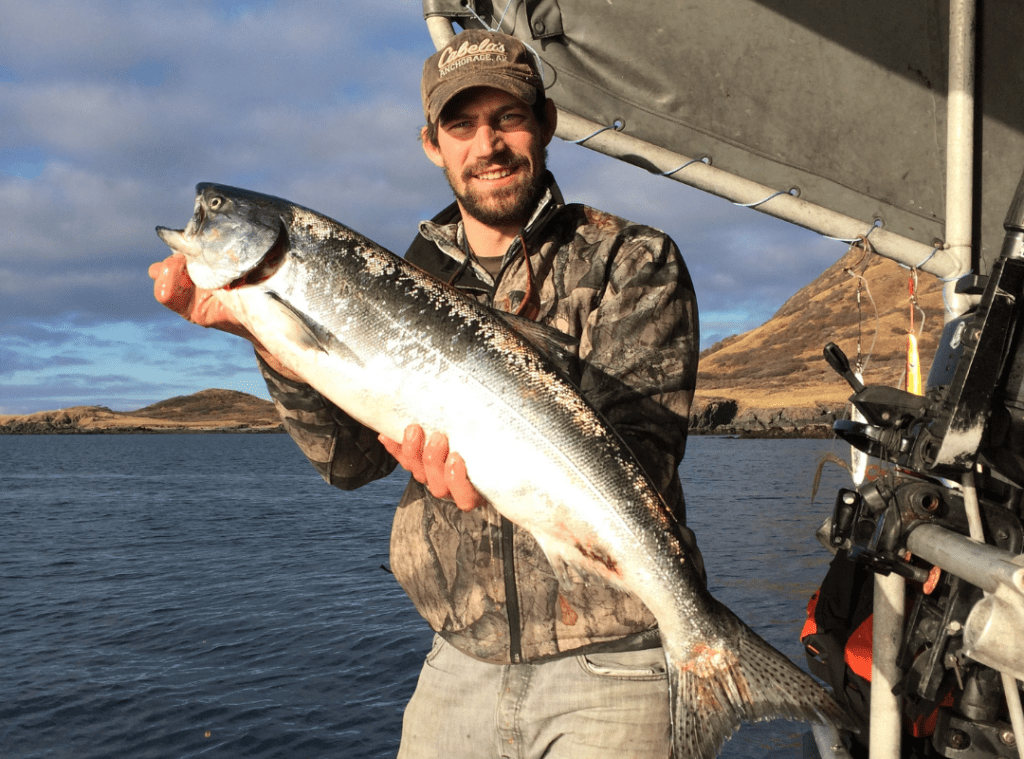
[0,0,853,414]
[2,316,268,413]
[0,1,441,332]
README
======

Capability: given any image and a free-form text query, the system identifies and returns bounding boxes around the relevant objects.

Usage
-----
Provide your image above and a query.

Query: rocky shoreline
[0,390,284,435]
[0,407,285,435]
[4,246,936,441]
[0,423,284,435]
[1,392,843,439]
[688,398,843,439]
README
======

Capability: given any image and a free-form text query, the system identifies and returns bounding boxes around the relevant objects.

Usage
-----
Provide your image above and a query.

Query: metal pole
[870,573,905,759]
[867,5,977,757]
[905,523,1024,598]
[942,0,977,319]
[1004,673,1024,759]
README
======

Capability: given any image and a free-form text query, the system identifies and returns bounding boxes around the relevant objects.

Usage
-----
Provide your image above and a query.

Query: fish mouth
[155,189,208,253]
[155,226,194,255]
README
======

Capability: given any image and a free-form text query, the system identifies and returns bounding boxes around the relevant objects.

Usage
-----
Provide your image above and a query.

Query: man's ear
[421,126,445,168]
[540,98,558,146]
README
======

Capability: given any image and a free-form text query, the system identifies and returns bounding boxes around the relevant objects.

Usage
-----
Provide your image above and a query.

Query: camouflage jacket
[257,175,701,664]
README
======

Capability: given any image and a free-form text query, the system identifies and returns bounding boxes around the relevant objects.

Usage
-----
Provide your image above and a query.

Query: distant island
[0,389,283,434]
[1,246,944,438]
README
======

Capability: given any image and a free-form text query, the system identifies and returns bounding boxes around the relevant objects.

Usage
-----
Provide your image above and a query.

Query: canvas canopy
[422,1,1024,284]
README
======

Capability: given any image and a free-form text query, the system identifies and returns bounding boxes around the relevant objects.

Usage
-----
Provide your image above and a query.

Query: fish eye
[209,195,225,210]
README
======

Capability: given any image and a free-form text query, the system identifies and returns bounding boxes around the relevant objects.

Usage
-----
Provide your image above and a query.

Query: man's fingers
[378,425,428,483]
[150,254,195,314]
[149,253,184,283]
[446,452,486,512]
[422,432,450,499]
[380,426,484,510]
[378,433,402,459]
[400,424,428,483]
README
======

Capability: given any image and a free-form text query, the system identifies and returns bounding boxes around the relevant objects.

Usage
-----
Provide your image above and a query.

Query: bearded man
[150,28,702,759]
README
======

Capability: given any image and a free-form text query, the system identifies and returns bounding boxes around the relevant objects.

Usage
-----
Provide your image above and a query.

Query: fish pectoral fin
[535,538,578,591]
[263,291,364,367]
[533,532,628,591]
[263,291,326,351]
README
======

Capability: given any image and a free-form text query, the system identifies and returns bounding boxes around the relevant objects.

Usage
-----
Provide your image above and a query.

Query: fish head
[156,183,287,290]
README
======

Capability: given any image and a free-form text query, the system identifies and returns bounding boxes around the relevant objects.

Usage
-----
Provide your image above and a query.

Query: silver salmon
[156,183,850,759]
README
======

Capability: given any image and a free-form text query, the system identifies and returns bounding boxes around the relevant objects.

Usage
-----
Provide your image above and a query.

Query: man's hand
[149,253,303,381]
[379,424,487,512]
[149,253,253,337]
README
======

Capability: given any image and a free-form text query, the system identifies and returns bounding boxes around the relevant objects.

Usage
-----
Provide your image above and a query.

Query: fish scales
[275,218,651,545]
[157,183,852,759]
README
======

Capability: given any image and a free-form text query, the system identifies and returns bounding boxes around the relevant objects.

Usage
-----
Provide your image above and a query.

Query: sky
[0,0,846,416]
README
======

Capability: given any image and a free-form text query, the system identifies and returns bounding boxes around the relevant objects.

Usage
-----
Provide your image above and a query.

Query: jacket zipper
[500,516,523,663]
[491,239,525,665]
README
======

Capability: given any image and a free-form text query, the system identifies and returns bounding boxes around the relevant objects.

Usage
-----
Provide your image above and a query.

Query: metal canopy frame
[425,8,975,319]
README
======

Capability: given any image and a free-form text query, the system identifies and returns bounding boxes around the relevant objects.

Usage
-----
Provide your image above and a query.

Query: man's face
[423,87,555,229]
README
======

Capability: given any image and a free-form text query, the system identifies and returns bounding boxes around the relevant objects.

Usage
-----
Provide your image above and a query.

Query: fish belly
[220,274,660,594]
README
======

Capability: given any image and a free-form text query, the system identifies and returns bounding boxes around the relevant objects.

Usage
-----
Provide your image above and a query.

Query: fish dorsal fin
[491,310,579,378]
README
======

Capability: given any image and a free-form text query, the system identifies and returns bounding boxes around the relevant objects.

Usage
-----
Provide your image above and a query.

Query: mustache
[461,156,529,181]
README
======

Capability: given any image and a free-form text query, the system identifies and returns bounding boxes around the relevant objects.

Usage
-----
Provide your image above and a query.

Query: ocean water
[1,433,853,759]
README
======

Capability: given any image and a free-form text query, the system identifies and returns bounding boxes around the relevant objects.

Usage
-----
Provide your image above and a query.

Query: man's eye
[445,120,473,135]
[500,113,527,127]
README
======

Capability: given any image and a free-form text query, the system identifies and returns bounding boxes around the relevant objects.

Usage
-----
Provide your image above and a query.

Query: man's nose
[471,125,504,156]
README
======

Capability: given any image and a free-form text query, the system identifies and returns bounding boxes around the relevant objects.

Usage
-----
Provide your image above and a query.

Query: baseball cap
[421,29,544,124]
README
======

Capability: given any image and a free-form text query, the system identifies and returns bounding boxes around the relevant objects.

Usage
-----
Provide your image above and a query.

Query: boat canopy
[423,1,1024,287]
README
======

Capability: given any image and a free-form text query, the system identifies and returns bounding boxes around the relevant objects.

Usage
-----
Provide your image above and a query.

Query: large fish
[156,183,850,759]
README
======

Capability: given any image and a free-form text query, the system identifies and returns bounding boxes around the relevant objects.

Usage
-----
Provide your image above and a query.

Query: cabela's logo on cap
[437,37,508,78]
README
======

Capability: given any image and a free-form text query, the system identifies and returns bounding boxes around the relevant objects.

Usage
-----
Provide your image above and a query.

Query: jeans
[397,635,671,759]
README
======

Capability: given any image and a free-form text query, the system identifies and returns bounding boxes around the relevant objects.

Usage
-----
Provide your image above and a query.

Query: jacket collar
[417,172,565,286]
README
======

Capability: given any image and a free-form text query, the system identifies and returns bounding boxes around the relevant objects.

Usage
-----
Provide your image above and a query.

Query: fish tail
[666,612,852,759]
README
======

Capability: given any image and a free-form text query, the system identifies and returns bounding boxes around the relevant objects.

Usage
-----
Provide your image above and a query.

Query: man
[150,29,701,759]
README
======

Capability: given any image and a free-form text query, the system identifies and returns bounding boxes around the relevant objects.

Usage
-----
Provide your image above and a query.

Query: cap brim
[427,73,537,123]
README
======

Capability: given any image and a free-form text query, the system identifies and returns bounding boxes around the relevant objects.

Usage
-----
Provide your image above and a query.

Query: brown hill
[692,245,946,434]
[0,389,282,434]
[132,389,281,425]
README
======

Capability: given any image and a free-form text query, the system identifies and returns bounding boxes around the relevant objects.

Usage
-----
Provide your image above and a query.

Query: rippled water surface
[1,433,852,758]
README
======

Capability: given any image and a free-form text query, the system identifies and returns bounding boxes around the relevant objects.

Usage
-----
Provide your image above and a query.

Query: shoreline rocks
[689,398,844,439]
[3,394,845,438]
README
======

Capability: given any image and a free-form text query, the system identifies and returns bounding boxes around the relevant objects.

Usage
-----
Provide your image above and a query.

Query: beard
[445,148,548,228]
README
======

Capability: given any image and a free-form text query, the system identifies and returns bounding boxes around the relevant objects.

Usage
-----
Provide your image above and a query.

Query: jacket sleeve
[577,230,699,518]
[256,352,398,490]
